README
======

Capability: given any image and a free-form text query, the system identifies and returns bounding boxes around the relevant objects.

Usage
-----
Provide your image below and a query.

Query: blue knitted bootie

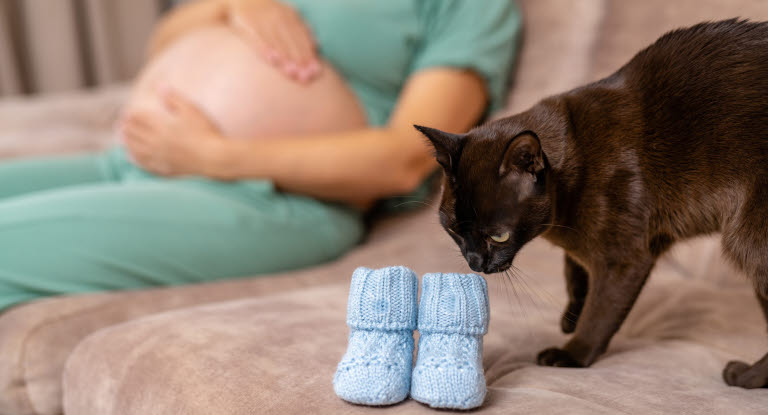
[411,272,490,409]
[333,266,418,406]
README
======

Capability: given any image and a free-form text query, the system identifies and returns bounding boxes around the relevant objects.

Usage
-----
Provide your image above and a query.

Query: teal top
[285,0,523,125]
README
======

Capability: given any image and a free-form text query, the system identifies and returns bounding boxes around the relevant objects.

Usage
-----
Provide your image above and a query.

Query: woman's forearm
[122,68,487,207]
[147,0,228,57]
[204,69,488,206]
[206,127,436,206]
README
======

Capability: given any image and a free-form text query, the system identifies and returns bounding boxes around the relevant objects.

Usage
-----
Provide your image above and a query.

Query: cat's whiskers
[507,266,552,319]
[496,269,513,304]
[510,264,563,308]
[501,269,536,339]
[540,223,581,234]
[392,200,434,209]
[509,263,580,335]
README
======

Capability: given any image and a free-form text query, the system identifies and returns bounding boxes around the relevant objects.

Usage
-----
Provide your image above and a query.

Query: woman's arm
[206,68,487,206]
[147,0,319,80]
[123,68,487,208]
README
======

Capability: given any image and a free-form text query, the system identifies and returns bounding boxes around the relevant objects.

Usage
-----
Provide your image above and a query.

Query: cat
[415,19,768,389]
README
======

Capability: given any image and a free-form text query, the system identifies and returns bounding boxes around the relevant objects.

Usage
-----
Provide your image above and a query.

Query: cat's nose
[466,252,485,272]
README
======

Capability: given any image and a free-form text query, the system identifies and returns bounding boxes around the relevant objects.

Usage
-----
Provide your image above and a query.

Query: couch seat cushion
[62,238,768,414]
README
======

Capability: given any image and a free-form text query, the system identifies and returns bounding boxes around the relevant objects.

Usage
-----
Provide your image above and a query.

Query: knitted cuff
[346,266,418,331]
[418,273,489,336]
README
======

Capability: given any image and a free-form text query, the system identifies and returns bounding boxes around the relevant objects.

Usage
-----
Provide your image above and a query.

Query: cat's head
[416,119,554,274]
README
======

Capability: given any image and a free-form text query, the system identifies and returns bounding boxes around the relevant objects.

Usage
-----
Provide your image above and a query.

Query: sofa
[2,0,768,414]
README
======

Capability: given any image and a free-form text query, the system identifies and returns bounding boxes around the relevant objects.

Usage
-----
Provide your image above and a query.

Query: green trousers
[0,148,363,311]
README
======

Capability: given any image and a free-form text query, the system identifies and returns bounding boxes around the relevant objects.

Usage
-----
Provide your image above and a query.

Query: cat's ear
[500,133,545,178]
[414,125,465,172]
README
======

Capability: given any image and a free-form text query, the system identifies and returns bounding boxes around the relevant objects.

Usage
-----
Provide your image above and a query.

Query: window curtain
[0,0,172,97]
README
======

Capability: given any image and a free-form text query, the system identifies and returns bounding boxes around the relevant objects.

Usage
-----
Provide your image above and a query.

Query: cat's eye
[489,231,510,243]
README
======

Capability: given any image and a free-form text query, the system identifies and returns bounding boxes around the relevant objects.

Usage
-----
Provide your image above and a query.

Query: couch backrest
[500,0,768,117]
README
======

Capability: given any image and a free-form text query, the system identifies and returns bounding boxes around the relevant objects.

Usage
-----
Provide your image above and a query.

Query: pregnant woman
[0,0,520,311]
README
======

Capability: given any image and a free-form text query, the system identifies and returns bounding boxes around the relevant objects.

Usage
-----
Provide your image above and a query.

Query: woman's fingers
[161,88,192,115]
[121,111,173,156]
[121,128,150,159]
[230,12,280,64]
[121,114,155,141]
[273,11,318,81]
[122,127,171,175]
[282,9,320,80]
[156,85,206,122]
[271,26,302,78]
[227,0,319,82]
[274,8,311,62]
[156,86,223,135]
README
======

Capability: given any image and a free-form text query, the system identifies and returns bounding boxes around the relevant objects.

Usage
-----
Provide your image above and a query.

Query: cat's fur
[416,19,768,388]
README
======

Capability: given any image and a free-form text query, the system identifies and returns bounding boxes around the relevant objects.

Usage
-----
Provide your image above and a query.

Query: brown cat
[416,19,768,388]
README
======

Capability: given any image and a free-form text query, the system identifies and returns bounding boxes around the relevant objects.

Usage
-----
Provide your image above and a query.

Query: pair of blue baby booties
[333,266,490,410]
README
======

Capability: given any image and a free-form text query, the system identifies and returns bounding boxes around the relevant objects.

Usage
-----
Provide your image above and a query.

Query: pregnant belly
[124,26,367,139]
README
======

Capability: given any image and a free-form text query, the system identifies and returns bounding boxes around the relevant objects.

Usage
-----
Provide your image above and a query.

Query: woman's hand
[121,86,225,177]
[226,0,320,83]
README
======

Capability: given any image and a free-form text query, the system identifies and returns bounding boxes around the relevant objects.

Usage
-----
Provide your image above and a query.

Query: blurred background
[0,0,170,97]
[2,2,768,414]
[1,0,767,157]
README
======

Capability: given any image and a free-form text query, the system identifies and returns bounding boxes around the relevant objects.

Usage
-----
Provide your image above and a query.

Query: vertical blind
[0,0,171,96]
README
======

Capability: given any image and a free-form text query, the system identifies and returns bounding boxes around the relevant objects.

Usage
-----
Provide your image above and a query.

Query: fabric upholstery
[62,234,768,414]
[0,201,454,415]
[2,0,768,414]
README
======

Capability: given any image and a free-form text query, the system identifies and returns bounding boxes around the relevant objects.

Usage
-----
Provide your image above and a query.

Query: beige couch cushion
[588,0,768,81]
[62,232,768,414]
[0,86,125,158]
[0,206,440,415]
[0,1,607,413]
[3,0,768,414]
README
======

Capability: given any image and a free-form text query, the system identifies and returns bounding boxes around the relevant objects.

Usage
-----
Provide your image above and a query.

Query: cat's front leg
[538,257,655,367]
[561,255,589,334]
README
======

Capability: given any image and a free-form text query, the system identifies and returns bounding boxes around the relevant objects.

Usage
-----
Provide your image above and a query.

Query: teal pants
[0,148,363,311]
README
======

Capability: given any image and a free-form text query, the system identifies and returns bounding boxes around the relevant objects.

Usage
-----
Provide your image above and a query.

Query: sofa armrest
[0,85,128,158]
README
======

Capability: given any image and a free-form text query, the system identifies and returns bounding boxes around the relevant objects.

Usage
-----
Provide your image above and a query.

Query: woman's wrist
[202,138,233,180]
[222,0,272,20]
[221,0,238,19]
[203,138,263,181]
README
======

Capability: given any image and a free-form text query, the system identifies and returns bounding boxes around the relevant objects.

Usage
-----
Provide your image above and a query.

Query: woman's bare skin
[124,25,367,140]
[121,0,488,207]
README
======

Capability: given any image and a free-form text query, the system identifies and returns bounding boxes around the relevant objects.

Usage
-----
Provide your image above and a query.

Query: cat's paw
[723,360,768,389]
[536,347,583,368]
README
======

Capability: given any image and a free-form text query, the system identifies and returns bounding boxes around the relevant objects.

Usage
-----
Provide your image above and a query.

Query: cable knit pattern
[333,266,418,406]
[411,272,490,409]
